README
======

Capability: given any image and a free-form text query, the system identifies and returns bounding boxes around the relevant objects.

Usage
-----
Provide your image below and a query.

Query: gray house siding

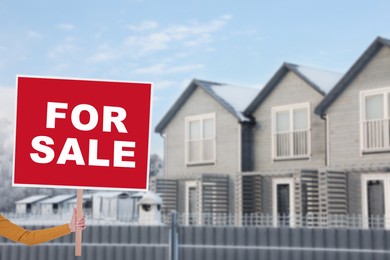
[164,86,240,178]
[323,42,390,218]
[252,71,326,172]
[162,87,242,214]
[327,45,390,167]
[347,172,362,215]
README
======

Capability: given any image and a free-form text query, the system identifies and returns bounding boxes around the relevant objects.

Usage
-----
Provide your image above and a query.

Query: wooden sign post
[75,189,84,256]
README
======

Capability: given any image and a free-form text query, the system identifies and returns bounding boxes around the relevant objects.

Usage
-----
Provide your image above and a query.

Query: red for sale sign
[13,76,152,191]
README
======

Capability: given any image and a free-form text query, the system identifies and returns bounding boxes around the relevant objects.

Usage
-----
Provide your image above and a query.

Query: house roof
[38,194,76,204]
[245,62,343,114]
[315,36,390,116]
[65,194,93,204]
[15,195,49,204]
[155,79,260,133]
[93,191,129,198]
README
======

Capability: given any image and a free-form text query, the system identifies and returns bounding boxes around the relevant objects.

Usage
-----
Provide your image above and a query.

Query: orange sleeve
[0,214,71,246]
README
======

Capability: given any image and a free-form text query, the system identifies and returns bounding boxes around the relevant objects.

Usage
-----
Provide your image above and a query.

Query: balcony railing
[274,129,309,159]
[187,138,215,164]
[361,118,390,152]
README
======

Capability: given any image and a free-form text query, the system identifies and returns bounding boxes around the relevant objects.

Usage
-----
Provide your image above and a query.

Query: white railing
[187,138,215,163]
[274,129,309,158]
[5,211,390,229]
[163,213,390,229]
[362,119,390,151]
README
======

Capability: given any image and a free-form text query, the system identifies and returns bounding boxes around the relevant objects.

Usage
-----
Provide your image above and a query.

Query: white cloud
[48,37,78,59]
[87,15,232,64]
[27,30,42,38]
[124,32,171,54]
[124,15,232,54]
[154,80,176,90]
[133,63,203,75]
[58,23,75,31]
[87,44,119,63]
[128,21,158,31]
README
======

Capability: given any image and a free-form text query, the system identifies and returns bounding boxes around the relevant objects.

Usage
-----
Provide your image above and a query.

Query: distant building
[92,192,133,221]
[38,194,76,215]
[64,194,93,215]
[15,195,49,214]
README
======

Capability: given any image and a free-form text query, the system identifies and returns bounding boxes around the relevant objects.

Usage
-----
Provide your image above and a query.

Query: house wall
[327,45,390,167]
[163,87,242,213]
[164,86,241,176]
[15,204,26,214]
[252,71,327,171]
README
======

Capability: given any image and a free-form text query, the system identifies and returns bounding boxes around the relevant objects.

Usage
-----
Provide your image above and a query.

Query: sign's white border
[12,74,153,192]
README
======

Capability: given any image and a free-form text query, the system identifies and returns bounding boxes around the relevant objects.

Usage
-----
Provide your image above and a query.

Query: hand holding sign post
[13,76,152,256]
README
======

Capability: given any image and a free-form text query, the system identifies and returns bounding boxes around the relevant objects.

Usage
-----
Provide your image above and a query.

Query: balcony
[274,129,310,159]
[361,118,390,152]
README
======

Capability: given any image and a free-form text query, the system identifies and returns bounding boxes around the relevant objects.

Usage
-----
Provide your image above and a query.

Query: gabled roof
[245,63,343,114]
[155,79,260,133]
[315,36,390,116]
[38,194,75,204]
[93,191,129,198]
[65,194,93,204]
[15,195,49,204]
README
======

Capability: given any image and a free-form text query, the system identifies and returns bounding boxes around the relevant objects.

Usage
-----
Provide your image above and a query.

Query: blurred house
[92,191,134,221]
[64,194,93,215]
[38,194,76,215]
[153,79,259,224]
[153,36,390,228]
[15,195,49,214]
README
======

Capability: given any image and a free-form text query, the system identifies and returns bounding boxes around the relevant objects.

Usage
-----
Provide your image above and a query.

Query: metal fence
[1,213,390,260]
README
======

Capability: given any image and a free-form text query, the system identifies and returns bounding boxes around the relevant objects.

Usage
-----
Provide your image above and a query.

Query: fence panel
[1,224,390,260]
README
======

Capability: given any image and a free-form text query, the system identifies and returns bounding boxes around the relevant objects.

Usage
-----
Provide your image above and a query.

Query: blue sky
[0,0,389,156]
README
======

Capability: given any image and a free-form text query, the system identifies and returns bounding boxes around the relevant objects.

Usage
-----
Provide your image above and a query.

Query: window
[361,174,390,229]
[185,113,216,165]
[360,88,390,152]
[272,103,310,160]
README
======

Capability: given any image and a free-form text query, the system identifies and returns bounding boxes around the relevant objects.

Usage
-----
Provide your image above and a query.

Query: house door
[185,181,197,225]
[362,174,390,228]
[273,178,295,227]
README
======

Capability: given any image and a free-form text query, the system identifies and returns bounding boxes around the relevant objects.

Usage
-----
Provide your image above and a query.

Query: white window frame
[184,113,216,165]
[272,178,295,227]
[359,87,390,154]
[361,174,390,229]
[271,102,311,160]
[185,181,198,225]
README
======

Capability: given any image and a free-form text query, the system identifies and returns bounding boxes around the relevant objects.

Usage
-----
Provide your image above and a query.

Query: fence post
[169,211,179,260]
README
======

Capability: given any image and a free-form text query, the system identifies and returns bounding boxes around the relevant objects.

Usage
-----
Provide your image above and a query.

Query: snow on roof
[92,191,129,198]
[295,65,343,93]
[138,191,162,205]
[200,81,260,121]
[15,195,49,204]
[65,194,93,204]
[131,191,146,198]
[39,194,76,204]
